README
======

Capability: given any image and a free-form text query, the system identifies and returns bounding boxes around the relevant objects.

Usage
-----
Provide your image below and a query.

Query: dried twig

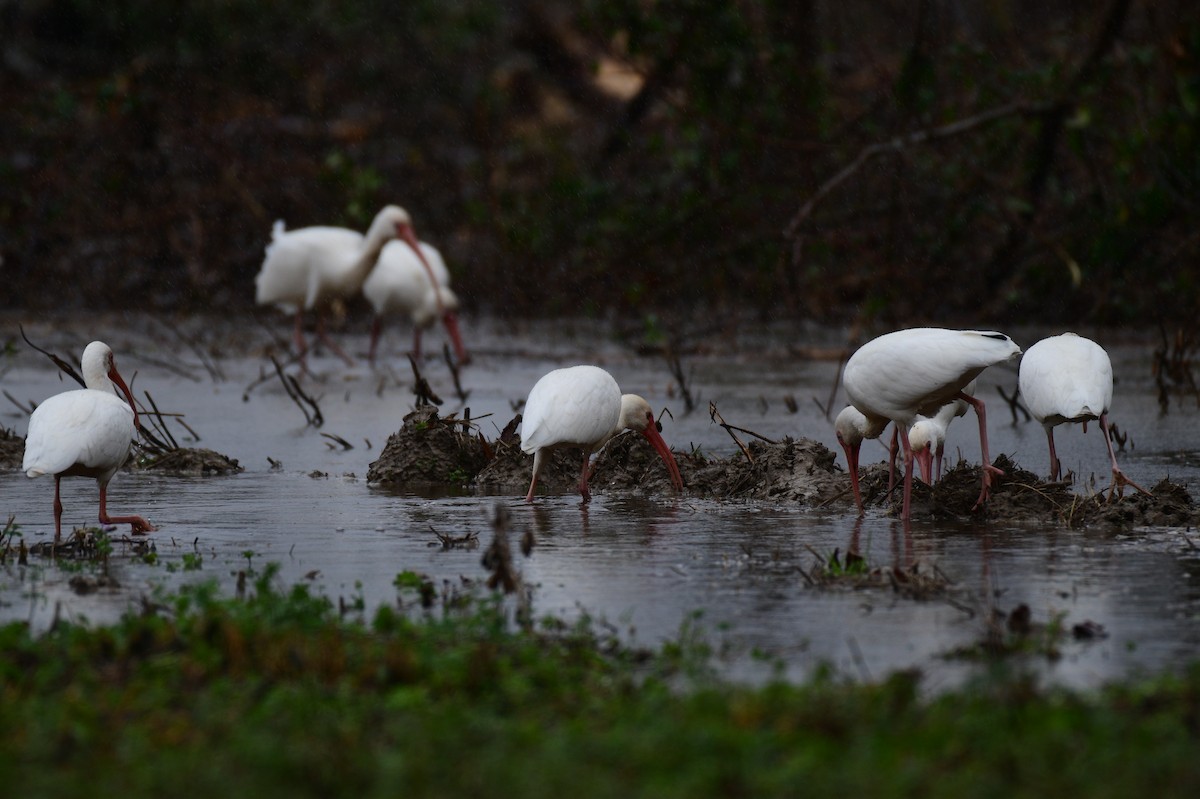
[321,432,354,451]
[666,350,697,413]
[443,343,470,402]
[408,355,443,407]
[272,356,324,427]
[709,401,774,464]
[20,325,84,387]
[996,384,1031,424]
[784,102,1043,248]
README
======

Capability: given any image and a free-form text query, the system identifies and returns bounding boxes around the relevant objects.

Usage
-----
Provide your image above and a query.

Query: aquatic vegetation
[0,574,1199,796]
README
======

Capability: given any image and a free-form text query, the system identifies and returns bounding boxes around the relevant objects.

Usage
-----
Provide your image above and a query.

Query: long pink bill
[641,422,683,492]
[108,366,140,430]
[396,223,446,313]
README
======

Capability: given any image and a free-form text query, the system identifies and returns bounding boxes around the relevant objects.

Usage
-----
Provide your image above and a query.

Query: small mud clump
[368,406,489,487]
[134,447,243,476]
[0,426,24,469]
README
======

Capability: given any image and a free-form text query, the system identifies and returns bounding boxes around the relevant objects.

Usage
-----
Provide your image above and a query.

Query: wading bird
[521,365,683,502]
[362,238,468,365]
[908,381,975,484]
[840,328,1021,519]
[23,341,154,540]
[1018,332,1148,496]
[254,205,441,367]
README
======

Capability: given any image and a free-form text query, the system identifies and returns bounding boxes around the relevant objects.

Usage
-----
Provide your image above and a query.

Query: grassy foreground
[1,568,1198,798]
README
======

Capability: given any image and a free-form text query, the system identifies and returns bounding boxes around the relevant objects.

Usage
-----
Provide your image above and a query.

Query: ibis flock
[18,207,1146,538]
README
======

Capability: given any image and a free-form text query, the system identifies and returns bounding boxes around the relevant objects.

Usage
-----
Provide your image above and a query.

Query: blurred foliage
[0,0,1197,326]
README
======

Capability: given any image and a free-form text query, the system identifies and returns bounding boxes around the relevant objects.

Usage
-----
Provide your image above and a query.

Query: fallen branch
[709,401,776,464]
[784,101,1043,244]
[272,356,324,427]
[20,325,84,387]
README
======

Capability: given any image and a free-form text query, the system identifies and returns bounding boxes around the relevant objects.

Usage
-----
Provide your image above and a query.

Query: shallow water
[2,315,1199,690]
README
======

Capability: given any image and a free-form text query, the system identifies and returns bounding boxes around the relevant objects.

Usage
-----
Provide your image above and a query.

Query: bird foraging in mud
[362,237,468,366]
[254,205,441,367]
[908,381,975,484]
[840,328,1021,520]
[22,341,154,540]
[1018,332,1148,496]
[520,365,683,502]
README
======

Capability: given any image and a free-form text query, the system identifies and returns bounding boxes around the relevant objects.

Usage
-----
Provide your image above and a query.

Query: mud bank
[365,409,1199,529]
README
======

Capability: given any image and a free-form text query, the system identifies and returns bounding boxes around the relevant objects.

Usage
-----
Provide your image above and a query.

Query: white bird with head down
[1018,332,1148,496]
[521,365,684,502]
[254,205,443,367]
[362,238,468,365]
[23,341,154,540]
[841,328,1021,519]
[908,380,974,484]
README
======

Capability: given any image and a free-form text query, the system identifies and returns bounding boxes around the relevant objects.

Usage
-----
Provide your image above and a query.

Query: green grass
[0,568,1198,798]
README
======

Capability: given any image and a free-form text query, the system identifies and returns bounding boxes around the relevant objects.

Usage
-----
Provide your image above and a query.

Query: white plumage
[362,239,468,364]
[840,328,1021,519]
[520,365,683,501]
[23,341,154,539]
[255,205,435,367]
[908,380,975,484]
[1018,332,1146,494]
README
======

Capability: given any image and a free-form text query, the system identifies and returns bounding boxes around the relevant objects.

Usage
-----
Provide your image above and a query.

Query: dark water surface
[2,315,1199,690]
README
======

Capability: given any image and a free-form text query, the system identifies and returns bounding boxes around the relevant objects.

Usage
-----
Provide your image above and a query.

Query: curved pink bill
[395,223,446,313]
[914,447,934,485]
[108,366,140,430]
[641,421,683,492]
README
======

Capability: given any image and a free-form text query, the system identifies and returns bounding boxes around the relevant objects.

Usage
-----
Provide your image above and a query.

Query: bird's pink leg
[368,316,383,366]
[957,391,1001,511]
[315,313,355,366]
[578,452,592,503]
[1099,413,1151,497]
[1045,427,1061,481]
[837,435,864,515]
[98,484,154,535]
[293,310,309,369]
[525,451,544,502]
[412,327,424,362]
[887,425,899,494]
[898,425,915,521]
[53,477,64,544]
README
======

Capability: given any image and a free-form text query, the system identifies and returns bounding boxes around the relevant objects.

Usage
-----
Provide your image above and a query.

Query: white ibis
[520,365,683,502]
[1017,332,1147,495]
[22,341,154,540]
[841,328,1021,519]
[834,405,890,507]
[362,238,468,365]
[908,380,975,484]
[254,205,442,367]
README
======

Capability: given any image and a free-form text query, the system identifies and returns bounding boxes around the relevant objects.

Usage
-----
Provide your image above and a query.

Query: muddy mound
[682,437,846,502]
[367,406,490,487]
[473,431,582,494]
[0,427,23,469]
[880,454,1199,529]
[133,447,244,476]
